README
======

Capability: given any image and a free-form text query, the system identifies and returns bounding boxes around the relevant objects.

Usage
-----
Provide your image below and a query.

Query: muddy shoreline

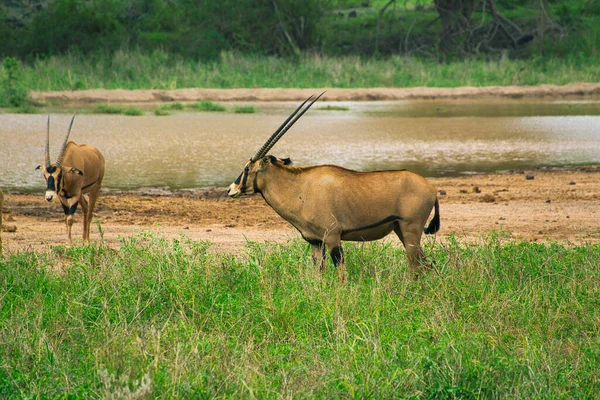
[31,83,600,104]
[2,166,599,254]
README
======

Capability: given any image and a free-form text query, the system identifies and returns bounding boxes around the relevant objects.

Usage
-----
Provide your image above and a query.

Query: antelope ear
[67,167,83,176]
[35,164,41,170]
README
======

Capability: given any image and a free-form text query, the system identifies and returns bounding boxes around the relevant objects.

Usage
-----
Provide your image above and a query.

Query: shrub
[0,57,30,107]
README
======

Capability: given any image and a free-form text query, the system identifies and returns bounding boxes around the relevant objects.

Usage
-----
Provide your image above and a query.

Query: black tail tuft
[424,198,440,235]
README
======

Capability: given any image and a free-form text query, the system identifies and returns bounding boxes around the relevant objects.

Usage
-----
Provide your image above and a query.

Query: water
[1,98,599,192]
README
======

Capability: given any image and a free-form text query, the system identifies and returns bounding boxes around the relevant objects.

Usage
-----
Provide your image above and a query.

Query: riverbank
[2,167,599,253]
[31,83,600,104]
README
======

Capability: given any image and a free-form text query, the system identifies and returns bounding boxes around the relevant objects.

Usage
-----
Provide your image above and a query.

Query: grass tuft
[95,103,143,116]
[233,105,256,114]
[189,100,227,112]
[318,105,350,111]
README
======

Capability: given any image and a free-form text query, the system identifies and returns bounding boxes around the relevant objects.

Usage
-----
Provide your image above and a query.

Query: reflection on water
[1,98,599,192]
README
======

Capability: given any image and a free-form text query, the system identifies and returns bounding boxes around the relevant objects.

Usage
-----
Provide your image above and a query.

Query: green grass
[122,107,144,116]
[189,100,226,112]
[153,108,171,116]
[318,105,350,111]
[9,50,600,92]
[233,105,256,114]
[1,233,599,398]
[95,103,144,116]
[95,103,125,114]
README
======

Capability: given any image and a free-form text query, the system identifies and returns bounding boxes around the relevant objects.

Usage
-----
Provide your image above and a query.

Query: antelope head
[228,92,324,198]
[37,115,81,202]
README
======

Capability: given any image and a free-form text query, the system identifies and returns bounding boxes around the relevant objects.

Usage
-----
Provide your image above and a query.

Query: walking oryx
[228,94,440,279]
[37,115,105,243]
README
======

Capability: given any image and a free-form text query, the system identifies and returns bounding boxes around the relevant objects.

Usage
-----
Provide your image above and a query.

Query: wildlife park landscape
[1,0,600,398]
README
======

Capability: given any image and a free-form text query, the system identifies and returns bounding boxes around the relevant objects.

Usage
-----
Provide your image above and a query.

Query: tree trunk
[434,0,477,53]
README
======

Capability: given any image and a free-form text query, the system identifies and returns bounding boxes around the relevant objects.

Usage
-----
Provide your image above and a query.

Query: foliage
[1,0,598,61]
[0,57,30,107]
[0,234,599,397]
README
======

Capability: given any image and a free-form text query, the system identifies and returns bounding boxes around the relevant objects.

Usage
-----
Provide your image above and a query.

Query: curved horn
[55,113,76,168]
[45,115,51,168]
[260,91,325,157]
[252,94,315,161]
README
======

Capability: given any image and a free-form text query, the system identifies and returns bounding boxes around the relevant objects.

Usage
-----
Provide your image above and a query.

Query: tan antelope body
[38,116,105,243]
[228,94,440,277]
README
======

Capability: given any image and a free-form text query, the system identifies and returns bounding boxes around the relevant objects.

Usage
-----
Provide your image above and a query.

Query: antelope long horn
[45,116,51,168]
[261,91,326,157]
[252,93,319,161]
[56,113,76,168]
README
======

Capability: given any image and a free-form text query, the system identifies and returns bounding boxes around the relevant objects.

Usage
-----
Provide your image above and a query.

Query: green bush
[0,57,29,107]
[190,100,227,112]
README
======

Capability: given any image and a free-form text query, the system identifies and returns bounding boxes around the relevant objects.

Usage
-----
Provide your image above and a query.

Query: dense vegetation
[1,233,599,397]
[1,0,599,59]
[0,1,598,104]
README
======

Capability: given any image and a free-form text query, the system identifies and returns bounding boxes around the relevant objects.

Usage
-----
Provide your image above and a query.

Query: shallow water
[1,98,599,192]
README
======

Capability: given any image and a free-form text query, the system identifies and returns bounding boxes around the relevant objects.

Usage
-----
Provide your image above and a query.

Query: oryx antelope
[228,94,440,278]
[37,115,105,243]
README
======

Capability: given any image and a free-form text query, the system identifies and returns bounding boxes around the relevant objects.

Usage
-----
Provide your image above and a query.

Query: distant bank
[31,83,600,104]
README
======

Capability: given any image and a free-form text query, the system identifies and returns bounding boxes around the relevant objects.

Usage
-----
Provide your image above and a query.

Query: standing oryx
[228,94,440,279]
[38,115,105,243]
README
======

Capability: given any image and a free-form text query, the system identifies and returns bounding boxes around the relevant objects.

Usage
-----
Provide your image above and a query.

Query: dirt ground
[31,83,600,104]
[2,166,599,254]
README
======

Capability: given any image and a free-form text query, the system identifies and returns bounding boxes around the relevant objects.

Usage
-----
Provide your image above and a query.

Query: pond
[1,98,599,192]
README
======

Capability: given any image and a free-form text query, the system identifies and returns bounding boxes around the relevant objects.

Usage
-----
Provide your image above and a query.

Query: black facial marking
[282,157,292,165]
[342,216,403,235]
[268,155,277,164]
[47,165,57,174]
[252,172,261,194]
[234,172,242,185]
[330,247,344,267]
[240,167,250,194]
[47,175,56,191]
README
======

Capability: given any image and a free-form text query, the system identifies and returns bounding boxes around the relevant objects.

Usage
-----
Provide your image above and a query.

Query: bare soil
[2,167,599,254]
[31,83,600,104]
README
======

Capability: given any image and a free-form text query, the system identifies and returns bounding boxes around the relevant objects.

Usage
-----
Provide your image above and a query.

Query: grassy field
[1,232,599,398]
[10,51,600,92]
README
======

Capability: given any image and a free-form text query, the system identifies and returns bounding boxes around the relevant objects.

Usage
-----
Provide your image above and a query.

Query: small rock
[2,225,17,233]
[349,9,358,17]
[439,189,447,196]
[545,199,551,203]
[473,186,481,193]
[569,181,576,185]
[183,226,189,230]
[459,189,468,194]
[480,194,496,203]
[526,175,535,180]
[206,229,212,232]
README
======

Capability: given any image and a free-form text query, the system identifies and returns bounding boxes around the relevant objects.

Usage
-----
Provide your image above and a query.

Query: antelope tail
[424,198,440,235]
